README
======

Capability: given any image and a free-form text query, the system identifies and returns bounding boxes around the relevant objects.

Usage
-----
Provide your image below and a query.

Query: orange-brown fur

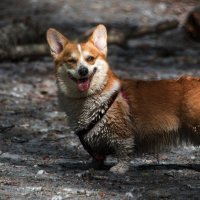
[122,77,200,153]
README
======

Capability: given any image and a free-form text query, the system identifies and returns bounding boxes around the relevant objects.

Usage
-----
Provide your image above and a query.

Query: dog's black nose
[78,67,89,77]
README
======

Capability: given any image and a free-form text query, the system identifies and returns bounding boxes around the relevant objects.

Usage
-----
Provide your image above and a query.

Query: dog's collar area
[75,89,119,158]
[76,89,119,137]
[121,89,129,103]
[75,88,129,159]
[75,88,129,138]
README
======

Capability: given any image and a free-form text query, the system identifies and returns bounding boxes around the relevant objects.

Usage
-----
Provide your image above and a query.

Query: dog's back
[122,76,200,153]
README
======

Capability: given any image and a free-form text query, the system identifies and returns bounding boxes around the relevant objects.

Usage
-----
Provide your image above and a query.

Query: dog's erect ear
[46,28,68,58]
[90,24,107,56]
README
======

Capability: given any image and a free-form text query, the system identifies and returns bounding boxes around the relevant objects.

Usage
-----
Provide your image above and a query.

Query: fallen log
[0,44,49,60]
[0,22,45,49]
[0,19,179,60]
[0,19,179,49]
[130,19,179,37]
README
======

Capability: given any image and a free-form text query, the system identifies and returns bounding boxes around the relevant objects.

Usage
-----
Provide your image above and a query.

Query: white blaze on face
[77,44,85,66]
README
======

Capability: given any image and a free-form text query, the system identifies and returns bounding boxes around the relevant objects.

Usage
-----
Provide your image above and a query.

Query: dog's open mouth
[68,68,97,92]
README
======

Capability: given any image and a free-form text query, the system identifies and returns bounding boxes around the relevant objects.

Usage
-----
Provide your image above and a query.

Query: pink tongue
[77,79,90,92]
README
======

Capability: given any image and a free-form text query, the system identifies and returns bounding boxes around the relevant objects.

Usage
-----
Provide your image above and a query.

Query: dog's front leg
[110,137,133,174]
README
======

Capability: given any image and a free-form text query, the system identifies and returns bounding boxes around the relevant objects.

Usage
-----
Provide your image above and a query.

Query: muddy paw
[110,163,129,174]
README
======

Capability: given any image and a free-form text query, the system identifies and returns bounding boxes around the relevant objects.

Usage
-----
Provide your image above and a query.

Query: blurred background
[0,0,200,199]
[1,0,200,70]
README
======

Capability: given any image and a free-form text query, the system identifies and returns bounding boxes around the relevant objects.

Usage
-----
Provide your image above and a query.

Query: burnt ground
[0,0,200,199]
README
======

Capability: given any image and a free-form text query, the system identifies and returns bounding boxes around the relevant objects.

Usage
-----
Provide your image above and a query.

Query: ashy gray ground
[0,0,200,199]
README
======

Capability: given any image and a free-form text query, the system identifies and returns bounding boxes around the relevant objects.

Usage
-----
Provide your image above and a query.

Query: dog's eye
[67,58,77,64]
[86,56,95,62]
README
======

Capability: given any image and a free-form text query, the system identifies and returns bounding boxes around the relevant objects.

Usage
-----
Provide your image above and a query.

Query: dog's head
[47,24,110,97]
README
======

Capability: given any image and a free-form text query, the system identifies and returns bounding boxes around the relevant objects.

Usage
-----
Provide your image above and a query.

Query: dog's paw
[110,163,129,174]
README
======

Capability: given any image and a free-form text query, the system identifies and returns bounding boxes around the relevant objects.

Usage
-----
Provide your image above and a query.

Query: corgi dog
[47,24,200,174]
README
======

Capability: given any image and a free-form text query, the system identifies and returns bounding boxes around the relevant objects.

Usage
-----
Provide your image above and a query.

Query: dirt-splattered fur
[47,25,200,174]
